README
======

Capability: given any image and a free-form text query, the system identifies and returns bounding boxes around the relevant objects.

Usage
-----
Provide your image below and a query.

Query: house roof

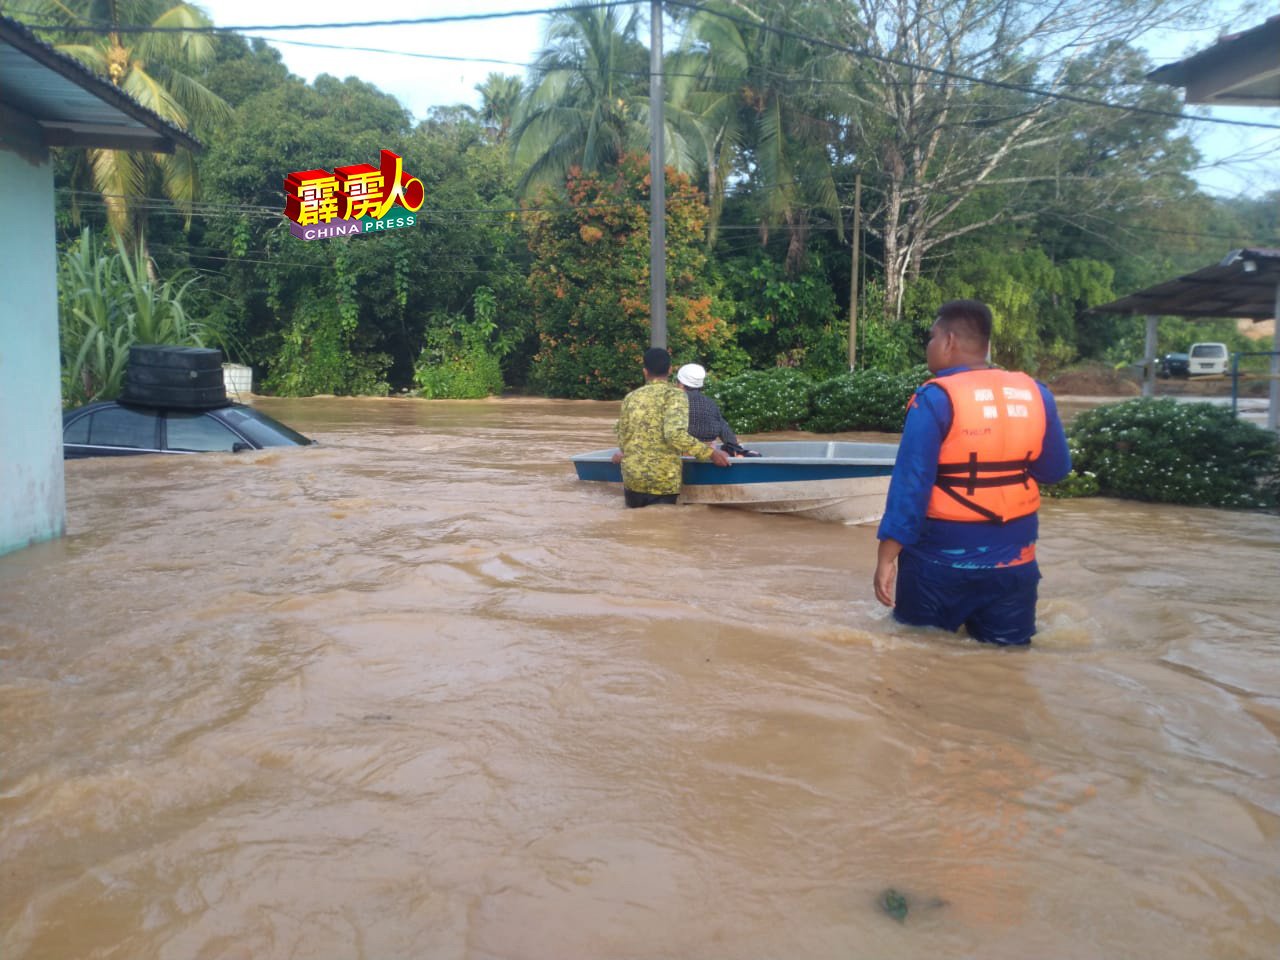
[1092,249,1280,320]
[1147,16,1280,106]
[0,14,202,153]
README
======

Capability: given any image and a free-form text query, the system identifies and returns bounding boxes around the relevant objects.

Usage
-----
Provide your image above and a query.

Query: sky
[193,1,1280,199]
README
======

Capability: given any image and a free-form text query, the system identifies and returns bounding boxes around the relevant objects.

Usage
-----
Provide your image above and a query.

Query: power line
[58,188,1280,247]
[56,189,647,219]
[663,0,1280,132]
[263,34,1137,103]
[21,1,1280,130]
[65,202,1275,252]
[265,36,532,70]
[20,3,624,34]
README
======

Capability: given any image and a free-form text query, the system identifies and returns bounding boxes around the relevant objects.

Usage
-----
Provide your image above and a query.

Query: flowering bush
[1069,398,1280,509]
[804,366,930,432]
[1041,469,1100,499]
[524,156,731,399]
[706,367,813,434]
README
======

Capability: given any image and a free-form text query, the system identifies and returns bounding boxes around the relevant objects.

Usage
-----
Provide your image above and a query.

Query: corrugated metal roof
[0,14,201,153]
[1092,249,1280,320]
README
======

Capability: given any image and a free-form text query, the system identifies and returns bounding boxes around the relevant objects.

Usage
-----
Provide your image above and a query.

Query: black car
[1157,352,1189,378]
[63,401,312,458]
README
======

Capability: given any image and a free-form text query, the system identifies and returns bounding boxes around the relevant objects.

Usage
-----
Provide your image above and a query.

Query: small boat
[571,440,899,524]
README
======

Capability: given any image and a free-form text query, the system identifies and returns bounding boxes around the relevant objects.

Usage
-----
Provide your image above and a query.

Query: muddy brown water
[2,397,1278,960]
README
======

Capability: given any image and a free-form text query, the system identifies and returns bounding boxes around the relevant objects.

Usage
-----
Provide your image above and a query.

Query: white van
[1188,342,1229,376]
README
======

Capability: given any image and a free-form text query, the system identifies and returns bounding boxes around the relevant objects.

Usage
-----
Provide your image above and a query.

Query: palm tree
[474,73,524,143]
[508,5,652,196]
[670,0,850,270]
[11,1,230,249]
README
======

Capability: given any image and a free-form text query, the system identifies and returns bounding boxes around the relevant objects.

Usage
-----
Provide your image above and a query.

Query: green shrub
[413,292,506,399]
[718,250,843,374]
[1069,398,1279,509]
[264,297,390,397]
[705,367,813,434]
[415,348,504,399]
[804,366,930,433]
[58,228,226,407]
[854,279,932,372]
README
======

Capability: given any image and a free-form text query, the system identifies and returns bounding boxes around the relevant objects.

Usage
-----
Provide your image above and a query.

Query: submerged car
[1157,352,1189,378]
[63,400,312,458]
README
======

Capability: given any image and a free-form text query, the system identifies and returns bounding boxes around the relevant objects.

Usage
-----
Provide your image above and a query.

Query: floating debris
[879,888,909,923]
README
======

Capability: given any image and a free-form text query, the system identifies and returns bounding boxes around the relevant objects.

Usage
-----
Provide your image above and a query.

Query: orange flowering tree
[523,154,736,399]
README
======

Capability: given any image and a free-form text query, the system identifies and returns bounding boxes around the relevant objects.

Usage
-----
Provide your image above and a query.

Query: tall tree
[832,0,1208,317]
[474,73,524,144]
[670,0,849,269]
[508,5,650,195]
[524,155,731,398]
[12,1,231,248]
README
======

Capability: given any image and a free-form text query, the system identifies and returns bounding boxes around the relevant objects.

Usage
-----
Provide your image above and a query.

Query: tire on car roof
[119,384,230,409]
[127,344,224,371]
[125,366,226,388]
[122,346,228,409]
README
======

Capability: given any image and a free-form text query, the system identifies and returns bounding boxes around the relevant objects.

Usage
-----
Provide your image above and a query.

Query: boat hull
[571,440,898,524]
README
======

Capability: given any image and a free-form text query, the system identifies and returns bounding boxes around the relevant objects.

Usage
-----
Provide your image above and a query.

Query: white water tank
[223,363,253,400]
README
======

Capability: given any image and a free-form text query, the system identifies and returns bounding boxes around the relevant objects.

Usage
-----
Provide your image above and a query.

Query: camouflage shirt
[615,381,713,495]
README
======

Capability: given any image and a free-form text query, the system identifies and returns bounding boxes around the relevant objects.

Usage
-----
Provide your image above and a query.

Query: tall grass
[58,228,228,407]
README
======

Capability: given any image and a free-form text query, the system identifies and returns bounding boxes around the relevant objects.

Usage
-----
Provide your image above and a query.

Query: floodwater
[2,397,1278,960]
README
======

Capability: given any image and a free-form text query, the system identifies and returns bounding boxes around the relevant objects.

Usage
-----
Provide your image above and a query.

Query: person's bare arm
[874,538,903,607]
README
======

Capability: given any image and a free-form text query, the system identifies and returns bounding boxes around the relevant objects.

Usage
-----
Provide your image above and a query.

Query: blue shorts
[894,551,1041,646]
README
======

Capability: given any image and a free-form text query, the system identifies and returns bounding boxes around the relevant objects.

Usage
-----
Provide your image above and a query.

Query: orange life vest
[925,369,1046,525]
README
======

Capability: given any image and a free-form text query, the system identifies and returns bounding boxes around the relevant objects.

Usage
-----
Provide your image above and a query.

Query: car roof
[64,399,239,417]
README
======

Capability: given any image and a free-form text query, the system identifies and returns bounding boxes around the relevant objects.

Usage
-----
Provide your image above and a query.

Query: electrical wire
[20,3,625,34]
[662,0,1280,131]
[20,0,1280,130]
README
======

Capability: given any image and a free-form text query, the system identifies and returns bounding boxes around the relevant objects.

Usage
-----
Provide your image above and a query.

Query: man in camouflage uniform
[613,347,730,508]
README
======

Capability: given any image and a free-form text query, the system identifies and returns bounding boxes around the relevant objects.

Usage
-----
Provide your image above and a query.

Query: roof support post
[1142,314,1158,398]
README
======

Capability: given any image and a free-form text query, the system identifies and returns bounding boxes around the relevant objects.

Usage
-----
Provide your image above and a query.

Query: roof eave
[1146,17,1280,107]
[0,15,202,154]
[1092,250,1280,320]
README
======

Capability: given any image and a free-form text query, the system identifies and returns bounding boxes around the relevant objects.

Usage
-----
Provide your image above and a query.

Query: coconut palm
[670,0,850,268]
[11,1,231,247]
[474,73,524,143]
[508,5,653,196]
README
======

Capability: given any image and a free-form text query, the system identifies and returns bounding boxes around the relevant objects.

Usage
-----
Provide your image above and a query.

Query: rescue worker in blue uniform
[874,299,1072,645]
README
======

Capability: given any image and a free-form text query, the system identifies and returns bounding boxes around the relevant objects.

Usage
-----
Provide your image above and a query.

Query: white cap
[676,363,706,389]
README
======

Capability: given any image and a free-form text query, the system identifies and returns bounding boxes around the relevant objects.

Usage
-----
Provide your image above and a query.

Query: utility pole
[847,171,861,370]
[649,0,666,348]
[1270,277,1279,433]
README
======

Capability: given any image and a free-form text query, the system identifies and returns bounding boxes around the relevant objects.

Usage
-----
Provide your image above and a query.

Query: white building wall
[0,144,66,556]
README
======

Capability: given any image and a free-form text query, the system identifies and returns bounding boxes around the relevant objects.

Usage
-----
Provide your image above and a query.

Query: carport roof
[1091,249,1280,320]
[1147,15,1280,106]
[0,14,201,154]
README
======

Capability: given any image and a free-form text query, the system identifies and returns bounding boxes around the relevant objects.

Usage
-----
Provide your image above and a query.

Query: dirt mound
[1048,363,1140,397]
[1157,376,1272,398]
